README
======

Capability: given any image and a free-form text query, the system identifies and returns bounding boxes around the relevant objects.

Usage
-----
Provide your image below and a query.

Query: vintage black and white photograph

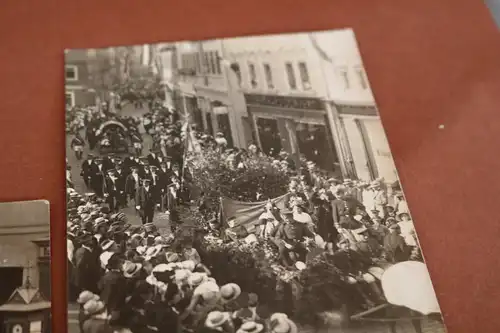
[0,200,51,333]
[65,28,447,333]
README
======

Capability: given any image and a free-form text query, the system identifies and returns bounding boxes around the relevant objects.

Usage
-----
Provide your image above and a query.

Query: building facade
[173,40,248,148]
[312,29,398,183]
[222,33,340,173]
[64,50,96,107]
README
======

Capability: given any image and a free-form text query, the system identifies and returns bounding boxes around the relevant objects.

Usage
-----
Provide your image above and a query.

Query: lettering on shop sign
[336,104,378,116]
[244,94,323,110]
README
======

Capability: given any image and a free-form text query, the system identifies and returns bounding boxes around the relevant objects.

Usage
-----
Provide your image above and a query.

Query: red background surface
[0,1,499,332]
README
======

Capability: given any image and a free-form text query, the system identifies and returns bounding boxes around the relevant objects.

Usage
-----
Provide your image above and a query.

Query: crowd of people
[66,99,421,332]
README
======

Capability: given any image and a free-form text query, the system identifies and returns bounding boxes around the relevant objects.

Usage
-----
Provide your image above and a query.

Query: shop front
[245,93,340,172]
[335,104,398,183]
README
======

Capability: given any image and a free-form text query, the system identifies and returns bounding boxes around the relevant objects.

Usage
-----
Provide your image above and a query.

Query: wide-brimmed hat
[188,272,208,287]
[123,261,143,278]
[180,260,196,272]
[220,283,241,303]
[174,269,191,284]
[145,246,162,258]
[136,246,147,256]
[205,311,231,329]
[83,299,106,316]
[236,321,265,333]
[99,251,114,269]
[77,291,99,305]
[269,314,298,333]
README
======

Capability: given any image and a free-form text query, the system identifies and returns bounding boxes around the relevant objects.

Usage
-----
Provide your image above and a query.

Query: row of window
[181,51,222,75]
[243,61,311,91]
[338,66,369,90]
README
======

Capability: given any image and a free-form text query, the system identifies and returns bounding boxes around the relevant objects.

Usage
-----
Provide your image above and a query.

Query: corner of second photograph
[65,28,447,333]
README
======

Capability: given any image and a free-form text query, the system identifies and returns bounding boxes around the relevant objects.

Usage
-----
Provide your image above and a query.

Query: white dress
[398,220,417,246]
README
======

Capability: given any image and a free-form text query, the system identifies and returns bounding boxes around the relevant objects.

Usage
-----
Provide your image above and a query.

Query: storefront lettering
[244,94,323,110]
[337,104,378,116]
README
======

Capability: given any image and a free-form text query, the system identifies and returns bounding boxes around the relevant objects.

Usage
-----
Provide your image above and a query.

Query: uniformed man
[81,153,95,189]
[71,132,85,160]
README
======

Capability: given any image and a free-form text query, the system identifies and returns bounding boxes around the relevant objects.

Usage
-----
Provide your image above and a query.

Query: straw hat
[77,291,99,305]
[205,311,231,329]
[270,315,298,333]
[188,272,207,287]
[220,283,242,303]
[236,321,265,333]
[100,239,115,251]
[123,261,143,278]
[99,251,114,270]
[165,252,180,263]
[180,260,196,272]
[83,299,106,316]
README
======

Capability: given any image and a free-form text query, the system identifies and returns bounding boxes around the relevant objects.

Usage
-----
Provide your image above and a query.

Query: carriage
[95,120,131,154]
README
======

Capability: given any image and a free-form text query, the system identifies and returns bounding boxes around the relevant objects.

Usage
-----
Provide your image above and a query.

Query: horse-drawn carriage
[95,120,131,154]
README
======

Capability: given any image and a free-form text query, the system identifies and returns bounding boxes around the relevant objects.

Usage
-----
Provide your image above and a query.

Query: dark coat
[98,270,128,313]
[383,232,411,263]
[82,318,113,333]
[73,247,100,293]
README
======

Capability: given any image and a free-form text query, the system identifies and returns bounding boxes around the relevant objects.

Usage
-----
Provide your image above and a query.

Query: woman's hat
[220,283,241,303]
[205,311,230,329]
[236,321,265,333]
[180,260,196,272]
[77,291,99,305]
[99,251,114,269]
[188,272,208,287]
[269,314,298,333]
[174,269,191,284]
[83,299,106,316]
[123,261,143,278]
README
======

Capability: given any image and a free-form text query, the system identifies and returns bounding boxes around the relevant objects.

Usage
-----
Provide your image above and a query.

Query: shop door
[0,267,23,304]
[193,108,204,132]
[256,118,282,156]
[295,122,338,172]
[217,114,234,148]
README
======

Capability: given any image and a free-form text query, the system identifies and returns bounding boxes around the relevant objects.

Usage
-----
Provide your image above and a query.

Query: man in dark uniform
[331,188,365,230]
[158,161,171,211]
[98,253,127,317]
[147,148,161,168]
[135,179,155,224]
[90,158,105,197]
[114,163,127,208]
[125,166,141,205]
[272,209,314,267]
[149,166,161,209]
[81,153,95,189]
[103,170,120,212]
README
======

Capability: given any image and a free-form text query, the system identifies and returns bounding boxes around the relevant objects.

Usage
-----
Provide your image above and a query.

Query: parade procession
[64,37,446,333]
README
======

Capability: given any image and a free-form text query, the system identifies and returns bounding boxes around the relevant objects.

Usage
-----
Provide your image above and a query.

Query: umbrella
[381,261,441,315]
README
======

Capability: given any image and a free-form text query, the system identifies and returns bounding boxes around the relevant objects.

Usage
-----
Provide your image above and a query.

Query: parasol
[381,261,441,315]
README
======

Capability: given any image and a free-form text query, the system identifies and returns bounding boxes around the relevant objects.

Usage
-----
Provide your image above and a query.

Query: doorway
[256,117,282,156]
[0,267,23,305]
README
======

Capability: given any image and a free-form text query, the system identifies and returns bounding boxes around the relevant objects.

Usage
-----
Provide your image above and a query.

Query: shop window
[248,63,258,88]
[263,63,274,89]
[203,52,209,74]
[65,65,78,81]
[298,62,311,90]
[296,122,338,171]
[356,66,368,89]
[256,118,282,156]
[338,66,350,89]
[217,114,234,147]
[209,52,217,74]
[205,112,214,135]
[285,62,297,90]
[65,92,75,107]
[231,63,242,86]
